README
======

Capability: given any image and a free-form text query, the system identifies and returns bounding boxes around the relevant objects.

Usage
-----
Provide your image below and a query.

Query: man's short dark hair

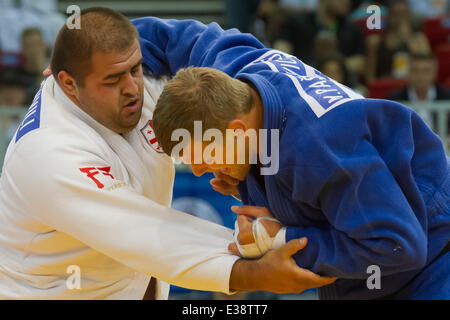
[50,7,138,86]
[152,67,253,157]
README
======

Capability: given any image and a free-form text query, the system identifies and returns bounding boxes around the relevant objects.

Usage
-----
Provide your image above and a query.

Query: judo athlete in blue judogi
[132,17,450,299]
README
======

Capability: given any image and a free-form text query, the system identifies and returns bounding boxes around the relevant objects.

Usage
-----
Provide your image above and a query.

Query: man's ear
[227,119,247,133]
[57,70,78,97]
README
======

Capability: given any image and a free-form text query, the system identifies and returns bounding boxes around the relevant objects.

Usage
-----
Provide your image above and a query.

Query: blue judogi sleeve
[132,17,266,77]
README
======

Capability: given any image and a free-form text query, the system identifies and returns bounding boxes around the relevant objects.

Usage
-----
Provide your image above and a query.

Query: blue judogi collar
[235,72,283,212]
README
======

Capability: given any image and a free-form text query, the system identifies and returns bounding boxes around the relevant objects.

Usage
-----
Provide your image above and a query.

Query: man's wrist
[229,258,259,292]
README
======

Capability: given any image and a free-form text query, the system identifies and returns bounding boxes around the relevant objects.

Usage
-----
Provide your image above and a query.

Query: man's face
[409,59,436,93]
[76,39,144,134]
[182,139,251,182]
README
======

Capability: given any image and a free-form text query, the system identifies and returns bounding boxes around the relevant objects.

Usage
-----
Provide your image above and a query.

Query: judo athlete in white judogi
[0,8,335,299]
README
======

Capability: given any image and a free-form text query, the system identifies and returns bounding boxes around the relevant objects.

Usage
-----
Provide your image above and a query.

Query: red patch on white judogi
[140,120,164,153]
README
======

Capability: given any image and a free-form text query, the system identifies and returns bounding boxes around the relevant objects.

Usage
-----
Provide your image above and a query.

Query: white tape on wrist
[233,216,282,259]
[272,226,287,250]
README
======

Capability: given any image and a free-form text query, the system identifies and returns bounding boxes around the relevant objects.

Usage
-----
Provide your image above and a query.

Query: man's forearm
[229,259,260,292]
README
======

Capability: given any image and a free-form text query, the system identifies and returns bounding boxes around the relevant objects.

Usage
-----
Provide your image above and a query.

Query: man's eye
[132,67,141,75]
[105,79,119,86]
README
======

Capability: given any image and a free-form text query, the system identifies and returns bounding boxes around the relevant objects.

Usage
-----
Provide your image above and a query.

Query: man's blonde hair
[153,67,253,155]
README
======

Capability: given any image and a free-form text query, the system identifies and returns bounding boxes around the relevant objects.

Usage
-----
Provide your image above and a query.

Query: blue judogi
[133,17,450,299]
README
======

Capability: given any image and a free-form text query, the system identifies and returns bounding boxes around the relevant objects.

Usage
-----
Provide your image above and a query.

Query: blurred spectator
[0,0,65,53]
[313,30,338,62]
[0,4,45,53]
[254,0,320,44]
[318,54,368,96]
[366,0,431,82]
[20,0,66,48]
[388,53,450,130]
[272,0,366,74]
[388,53,450,102]
[319,55,350,84]
[254,0,287,44]
[20,27,46,99]
[0,27,44,107]
[0,68,28,143]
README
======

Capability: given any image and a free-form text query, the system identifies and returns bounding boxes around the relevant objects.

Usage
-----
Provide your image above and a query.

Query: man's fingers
[228,242,240,256]
[236,215,254,244]
[211,185,231,196]
[279,238,337,289]
[210,179,238,196]
[279,237,308,258]
[214,171,239,186]
[210,178,236,192]
[231,205,273,218]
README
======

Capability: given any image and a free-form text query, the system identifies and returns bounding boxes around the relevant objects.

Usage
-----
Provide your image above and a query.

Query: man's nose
[122,72,139,97]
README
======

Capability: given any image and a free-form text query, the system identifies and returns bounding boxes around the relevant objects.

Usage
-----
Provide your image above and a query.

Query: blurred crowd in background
[0,0,65,142]
[227,0,450,99]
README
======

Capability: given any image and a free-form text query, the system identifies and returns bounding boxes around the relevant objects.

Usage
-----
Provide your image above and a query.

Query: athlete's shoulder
[5,129,100,178]
[10,77,109,157]
[4,107,108,176]
[241,50,365,118]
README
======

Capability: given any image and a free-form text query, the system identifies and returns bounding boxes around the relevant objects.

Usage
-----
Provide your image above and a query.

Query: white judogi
[0,75,238,299]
